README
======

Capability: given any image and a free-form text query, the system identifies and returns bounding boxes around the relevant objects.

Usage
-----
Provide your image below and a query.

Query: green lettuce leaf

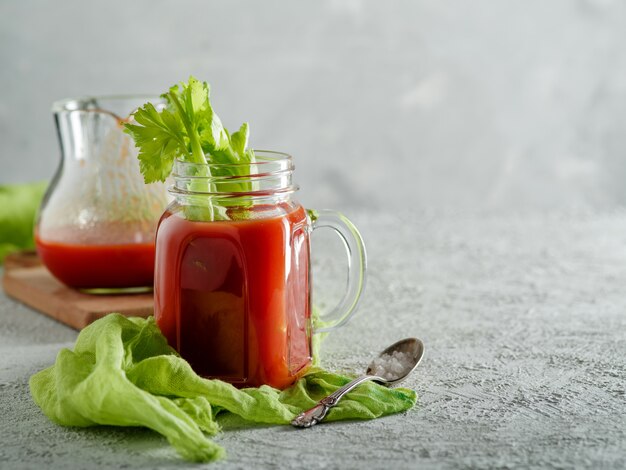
[0,182,47,264]
[29,314,418,463]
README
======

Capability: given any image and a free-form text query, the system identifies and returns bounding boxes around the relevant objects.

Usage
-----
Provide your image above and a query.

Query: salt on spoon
[291,337,424,428]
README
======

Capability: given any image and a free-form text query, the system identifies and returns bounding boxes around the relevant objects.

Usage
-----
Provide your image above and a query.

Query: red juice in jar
[154,204,312,389]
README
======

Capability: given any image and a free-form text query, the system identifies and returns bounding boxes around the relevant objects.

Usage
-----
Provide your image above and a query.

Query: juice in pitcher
[36,96,168,291]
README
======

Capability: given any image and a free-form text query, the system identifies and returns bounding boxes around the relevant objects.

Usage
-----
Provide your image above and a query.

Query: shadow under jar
[155,152,367,389]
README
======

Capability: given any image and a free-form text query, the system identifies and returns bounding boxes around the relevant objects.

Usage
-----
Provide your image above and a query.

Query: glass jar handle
[309,209,367,333]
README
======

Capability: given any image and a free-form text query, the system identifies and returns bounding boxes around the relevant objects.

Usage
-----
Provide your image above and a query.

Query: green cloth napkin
[30,314,417,463]
[0,181,47,264]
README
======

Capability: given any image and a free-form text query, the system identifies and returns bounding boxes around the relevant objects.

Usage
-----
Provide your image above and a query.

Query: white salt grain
[369,350,414,381]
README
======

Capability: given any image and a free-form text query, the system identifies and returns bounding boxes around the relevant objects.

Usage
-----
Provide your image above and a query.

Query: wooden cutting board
[2,251,153,330]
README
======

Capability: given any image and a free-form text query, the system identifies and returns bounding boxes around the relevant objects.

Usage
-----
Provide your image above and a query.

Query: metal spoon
[291,337,425,428]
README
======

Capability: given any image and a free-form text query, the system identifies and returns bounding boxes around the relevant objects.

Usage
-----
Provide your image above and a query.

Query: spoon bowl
[366,337,424,385]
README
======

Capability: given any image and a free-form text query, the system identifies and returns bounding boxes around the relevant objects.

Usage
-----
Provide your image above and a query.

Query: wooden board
[2,251,153,330]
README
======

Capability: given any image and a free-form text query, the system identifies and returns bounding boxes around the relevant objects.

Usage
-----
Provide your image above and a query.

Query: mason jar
[154,151,367,389]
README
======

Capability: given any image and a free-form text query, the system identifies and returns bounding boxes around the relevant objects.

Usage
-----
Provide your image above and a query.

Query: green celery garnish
[124,77,255,220]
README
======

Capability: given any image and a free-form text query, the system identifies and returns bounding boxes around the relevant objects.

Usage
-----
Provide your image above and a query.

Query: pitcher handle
[309,209,367,333]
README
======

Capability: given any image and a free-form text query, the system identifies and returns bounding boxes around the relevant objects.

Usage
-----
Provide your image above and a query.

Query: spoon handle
[291,375,384,428]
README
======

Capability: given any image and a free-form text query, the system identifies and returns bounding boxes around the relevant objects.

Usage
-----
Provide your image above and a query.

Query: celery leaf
[124,103,186,184]
[124,76,253,184]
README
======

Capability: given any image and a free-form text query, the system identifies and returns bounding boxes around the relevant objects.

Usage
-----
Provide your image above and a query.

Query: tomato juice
[154,204,312,389]
[35,236,155,289]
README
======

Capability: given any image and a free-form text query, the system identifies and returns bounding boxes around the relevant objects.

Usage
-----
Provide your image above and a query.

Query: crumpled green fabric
[30,314,417,463]
[0,182,47,263]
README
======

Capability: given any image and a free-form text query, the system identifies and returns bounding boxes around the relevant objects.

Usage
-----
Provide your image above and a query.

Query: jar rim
[171,150,297,198]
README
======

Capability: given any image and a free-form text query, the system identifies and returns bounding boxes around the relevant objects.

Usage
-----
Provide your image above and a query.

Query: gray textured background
[2,0,626,212]
[2,3,626,468]
[2,210,626,468]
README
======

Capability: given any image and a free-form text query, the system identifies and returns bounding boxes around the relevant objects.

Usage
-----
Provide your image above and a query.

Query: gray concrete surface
[3,0,626,212]
[1,209,625,469]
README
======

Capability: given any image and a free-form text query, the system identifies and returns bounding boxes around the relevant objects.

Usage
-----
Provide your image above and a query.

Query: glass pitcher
[35,97,169,292]
[154,152,367,389]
